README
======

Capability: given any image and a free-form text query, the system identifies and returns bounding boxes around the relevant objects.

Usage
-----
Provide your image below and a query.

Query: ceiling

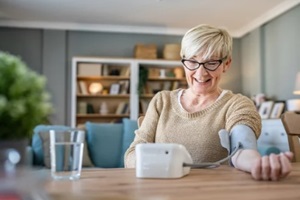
[0,0,300,38]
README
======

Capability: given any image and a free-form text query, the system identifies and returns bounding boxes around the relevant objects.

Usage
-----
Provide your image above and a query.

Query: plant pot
[0,139,29,167]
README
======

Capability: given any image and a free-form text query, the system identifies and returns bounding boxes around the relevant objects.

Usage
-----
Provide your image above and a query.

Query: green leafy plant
[138,67,148,95]
[0,51,52,140]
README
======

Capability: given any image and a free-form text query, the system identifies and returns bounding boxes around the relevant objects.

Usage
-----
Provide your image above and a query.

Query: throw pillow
[85,122,123,168]
[120,118,137,167]
[32,125,93,168]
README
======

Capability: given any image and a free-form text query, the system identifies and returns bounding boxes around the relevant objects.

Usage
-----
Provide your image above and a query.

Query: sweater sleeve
[124,92,163,168]
[225,95,261,138]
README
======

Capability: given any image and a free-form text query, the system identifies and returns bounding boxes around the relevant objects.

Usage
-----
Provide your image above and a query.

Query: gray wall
[0,28,42,73]
[241,28,262,97]
[42,30,67,125]
[263,5,300,100]
[3,3,300,125]
[0,28,242,125]
[222,39,242,94]
[67,31,182,58]
[241,4,300,100]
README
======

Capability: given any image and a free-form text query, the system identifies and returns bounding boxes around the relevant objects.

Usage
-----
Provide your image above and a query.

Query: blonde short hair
[180,24,232,60]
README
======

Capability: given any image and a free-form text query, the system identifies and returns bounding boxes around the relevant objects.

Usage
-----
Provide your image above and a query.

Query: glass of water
[49,129,85,180]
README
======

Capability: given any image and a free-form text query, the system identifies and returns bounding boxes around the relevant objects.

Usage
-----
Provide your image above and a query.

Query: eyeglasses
[181,56,227,71]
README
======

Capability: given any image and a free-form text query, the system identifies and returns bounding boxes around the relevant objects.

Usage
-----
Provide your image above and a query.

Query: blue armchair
[30,118,137,168]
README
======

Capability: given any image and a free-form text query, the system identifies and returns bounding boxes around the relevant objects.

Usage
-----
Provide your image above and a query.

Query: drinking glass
[49,129,85,180]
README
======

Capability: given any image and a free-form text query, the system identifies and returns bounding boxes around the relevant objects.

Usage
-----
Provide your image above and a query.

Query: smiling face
[180,24,233,96]
[183,54,231,95]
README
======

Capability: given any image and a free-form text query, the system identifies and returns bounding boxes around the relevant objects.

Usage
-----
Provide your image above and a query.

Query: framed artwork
[110,83,120,95]
[258,101,274,119]
[270,102,285,119]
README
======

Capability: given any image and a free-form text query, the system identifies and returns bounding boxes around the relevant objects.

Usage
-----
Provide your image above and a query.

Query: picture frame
[110,83,120,95]
[258,101,274,119]
[270,102,285,119]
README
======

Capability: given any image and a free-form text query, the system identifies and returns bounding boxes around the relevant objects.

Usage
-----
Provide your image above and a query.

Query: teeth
[195,78,207,83]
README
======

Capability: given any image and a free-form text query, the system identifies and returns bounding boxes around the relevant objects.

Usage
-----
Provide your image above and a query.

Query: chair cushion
[119,118,137,167]
[32,125,93,168]
[85,122,123,168]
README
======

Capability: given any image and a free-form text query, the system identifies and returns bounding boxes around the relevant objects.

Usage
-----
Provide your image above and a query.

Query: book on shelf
[102,64,109,76]
[115,102,127,114]
[78,63,102,76]
[119,80,130,94]
[162,81,172,91]
[143,82,153,94]
[179,81,188,89]
[120,67,130,77]
[122,103,130,114]
[77,102,87,114]
[120,103,128,114]
[78,81,88,94]
[140,100,149,114]
[171,81,180,90]
[77,82,81,94]
[150,82,161,94]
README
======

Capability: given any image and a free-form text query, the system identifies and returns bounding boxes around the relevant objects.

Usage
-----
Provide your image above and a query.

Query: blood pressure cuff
[218,124,257,159]
[229,124,257,152]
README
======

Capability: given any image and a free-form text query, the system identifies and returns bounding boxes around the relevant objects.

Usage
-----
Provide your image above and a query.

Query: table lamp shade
[287,72,300,111]
[89,82,103,94]
[294,72,300,95]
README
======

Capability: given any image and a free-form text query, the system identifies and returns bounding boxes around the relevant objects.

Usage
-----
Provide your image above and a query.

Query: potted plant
[138,67,148,95]
[0,51,52,165]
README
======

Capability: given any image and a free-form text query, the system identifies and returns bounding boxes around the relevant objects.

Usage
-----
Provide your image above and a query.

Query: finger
[284,152,294,161]
[251,158,262,180]
[279,153,292,178]
[261,156,271,181]
[269,154,280,181]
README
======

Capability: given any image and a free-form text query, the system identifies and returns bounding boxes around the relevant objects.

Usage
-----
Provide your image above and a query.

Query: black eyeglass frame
[181,56,227,71]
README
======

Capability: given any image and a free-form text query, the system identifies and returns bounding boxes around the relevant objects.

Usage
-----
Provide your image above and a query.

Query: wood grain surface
[45,163,300,200]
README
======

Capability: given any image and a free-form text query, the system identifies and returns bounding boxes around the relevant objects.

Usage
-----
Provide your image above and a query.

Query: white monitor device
[136,143,193,179]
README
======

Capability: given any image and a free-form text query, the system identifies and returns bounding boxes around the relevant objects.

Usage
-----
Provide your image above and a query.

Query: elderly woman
[125,24,293,181]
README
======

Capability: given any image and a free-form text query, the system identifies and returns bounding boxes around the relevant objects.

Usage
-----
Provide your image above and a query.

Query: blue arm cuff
[230,124,257,154]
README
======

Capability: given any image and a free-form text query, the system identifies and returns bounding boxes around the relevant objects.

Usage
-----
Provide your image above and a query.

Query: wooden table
[45,163,300,200]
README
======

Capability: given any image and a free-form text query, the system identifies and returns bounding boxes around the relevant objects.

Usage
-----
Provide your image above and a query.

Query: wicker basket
[163,44,181,60]
[134,44,157,59]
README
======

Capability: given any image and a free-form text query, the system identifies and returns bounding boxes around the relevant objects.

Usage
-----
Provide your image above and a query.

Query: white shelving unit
[71,57,183,127]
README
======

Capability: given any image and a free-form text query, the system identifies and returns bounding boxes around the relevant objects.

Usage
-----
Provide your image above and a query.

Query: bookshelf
[136,59,187,115]
[71,57,185,126]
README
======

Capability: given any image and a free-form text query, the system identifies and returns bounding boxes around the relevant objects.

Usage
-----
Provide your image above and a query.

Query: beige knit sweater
[124,89,261,168]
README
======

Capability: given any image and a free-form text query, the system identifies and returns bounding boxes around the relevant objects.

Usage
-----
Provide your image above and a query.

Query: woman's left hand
[251,152,293,181]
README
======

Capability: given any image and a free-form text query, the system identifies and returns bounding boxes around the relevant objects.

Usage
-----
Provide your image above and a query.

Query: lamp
[88,82,103,94]
[287,72,300,112]
[294,72,300,95]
